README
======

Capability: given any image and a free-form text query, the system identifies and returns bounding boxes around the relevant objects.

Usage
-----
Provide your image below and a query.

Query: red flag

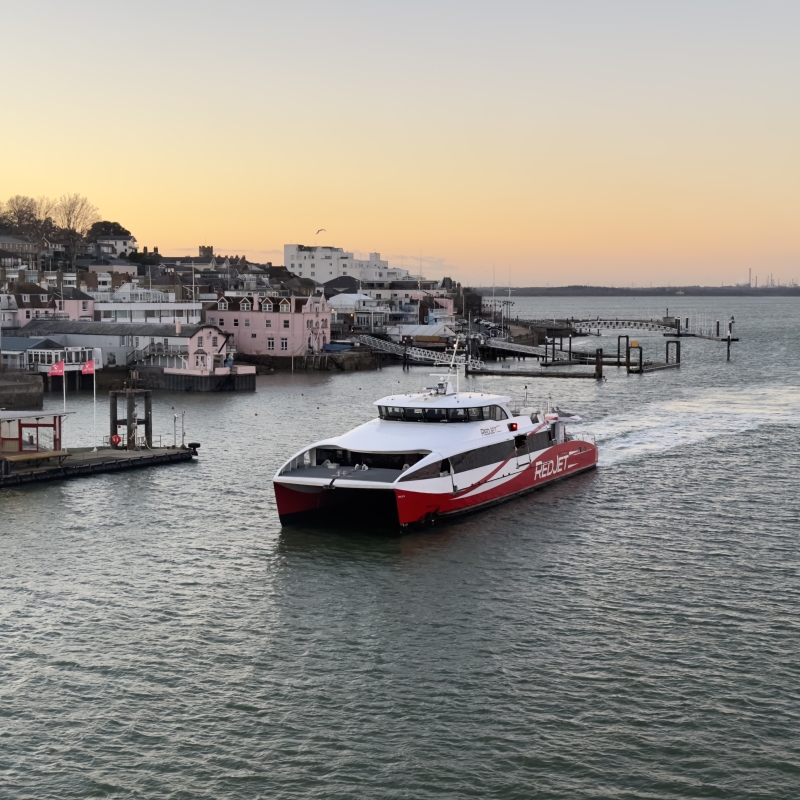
[49,360,64,377]
[82,359,95,375]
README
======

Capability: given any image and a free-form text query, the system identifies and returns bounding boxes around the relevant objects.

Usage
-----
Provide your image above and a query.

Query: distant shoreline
[475,285,800,298]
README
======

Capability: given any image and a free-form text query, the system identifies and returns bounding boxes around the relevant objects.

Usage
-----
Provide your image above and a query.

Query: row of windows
[219,317,291,329]
[377,405,509,423]
[399,432,553,481]
[265,338,289,351]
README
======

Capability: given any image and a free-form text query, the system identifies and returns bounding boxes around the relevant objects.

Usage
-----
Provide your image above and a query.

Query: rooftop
[17,320,224,338]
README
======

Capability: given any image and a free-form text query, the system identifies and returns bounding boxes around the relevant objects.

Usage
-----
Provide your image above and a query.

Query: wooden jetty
[0,445,197,488]
[1,387,200,489]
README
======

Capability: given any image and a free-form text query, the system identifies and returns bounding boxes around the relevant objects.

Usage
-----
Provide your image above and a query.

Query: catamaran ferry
[273,373,598,529]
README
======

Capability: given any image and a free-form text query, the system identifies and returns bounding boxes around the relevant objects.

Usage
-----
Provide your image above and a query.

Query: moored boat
[273,373,598,529]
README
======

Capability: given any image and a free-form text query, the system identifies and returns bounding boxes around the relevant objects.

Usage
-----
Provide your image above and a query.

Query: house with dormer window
[205,292,333,356]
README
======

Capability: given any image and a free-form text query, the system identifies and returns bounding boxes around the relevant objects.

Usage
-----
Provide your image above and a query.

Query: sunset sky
[3,1,798,286]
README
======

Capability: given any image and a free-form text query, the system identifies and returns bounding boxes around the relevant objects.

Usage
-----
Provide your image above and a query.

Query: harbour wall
[0,372,44,409]
[236,349,378,373]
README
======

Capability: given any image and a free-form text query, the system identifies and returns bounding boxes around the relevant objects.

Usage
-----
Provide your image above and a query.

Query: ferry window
[385,407,405,420]
[399,460,443,481]
[488,405,508,421]
[403,408,425,421]
[451,440,515,474]
[423,408,448,422]
[468,407,484,421]
[448,408,468,421]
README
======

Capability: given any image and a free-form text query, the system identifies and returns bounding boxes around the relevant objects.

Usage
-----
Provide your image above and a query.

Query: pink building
[207,294,333,356]
[56,288,94,321]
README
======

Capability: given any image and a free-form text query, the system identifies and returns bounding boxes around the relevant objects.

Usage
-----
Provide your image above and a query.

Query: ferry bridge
[357,335,485,370]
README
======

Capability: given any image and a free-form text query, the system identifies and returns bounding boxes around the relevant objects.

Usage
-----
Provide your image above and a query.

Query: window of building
[233,319,239,327]
[265,319,272,328]
[218,300,228,310]
[25,310,31,319]
[212,336,218,347]
[197,337,203,347]
[218,318,224,326]
[322,319,327,328]
[244,319,250,327]
[164,338,169,345]
[241,301,250,311]
[22,295,29,303]
[310,272,315,277]
[268,338,275,350]
[251,333,257,338]
[135,337,140,347]
[283,319,290,329]
[208,317,215,325]
[307,319,312,328]
[280,338,288,351]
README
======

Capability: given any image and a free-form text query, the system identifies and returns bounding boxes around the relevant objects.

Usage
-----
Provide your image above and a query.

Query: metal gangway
[357,335,484,369]
[484,338,570,360]
[571,318,676,333]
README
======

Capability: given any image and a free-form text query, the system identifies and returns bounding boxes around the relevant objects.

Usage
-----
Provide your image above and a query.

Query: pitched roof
[17,320,226,338]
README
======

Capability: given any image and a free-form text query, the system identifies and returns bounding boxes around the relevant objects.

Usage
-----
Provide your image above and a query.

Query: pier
[0,444,197,488]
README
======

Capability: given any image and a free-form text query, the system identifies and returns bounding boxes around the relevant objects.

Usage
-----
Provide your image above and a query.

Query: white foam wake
[587,385,800,467]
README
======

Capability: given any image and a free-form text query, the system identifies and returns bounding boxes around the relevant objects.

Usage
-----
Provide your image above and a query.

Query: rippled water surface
[2,297,799,798]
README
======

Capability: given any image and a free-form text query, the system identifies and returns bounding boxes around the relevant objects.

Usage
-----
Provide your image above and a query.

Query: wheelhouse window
[377,405,504,422]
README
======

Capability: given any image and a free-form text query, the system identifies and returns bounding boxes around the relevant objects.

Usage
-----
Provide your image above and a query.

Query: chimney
[175,317,182,335]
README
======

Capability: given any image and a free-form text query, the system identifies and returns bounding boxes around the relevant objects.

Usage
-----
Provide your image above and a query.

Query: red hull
[275,441,597,528]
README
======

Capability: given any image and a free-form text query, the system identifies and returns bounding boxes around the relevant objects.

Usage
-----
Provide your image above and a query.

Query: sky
[2,1,798,286]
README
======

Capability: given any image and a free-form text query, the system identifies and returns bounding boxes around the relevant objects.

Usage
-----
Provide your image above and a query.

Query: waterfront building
[17,319,233,371]
[86,283,202,325]
[206,293,333,356]
[327,293,391,332]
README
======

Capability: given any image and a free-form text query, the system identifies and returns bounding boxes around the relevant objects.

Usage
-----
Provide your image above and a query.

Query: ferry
[273,371,598,529]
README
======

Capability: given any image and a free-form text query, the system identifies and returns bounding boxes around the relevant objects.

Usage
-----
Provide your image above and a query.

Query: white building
[327,293,391,330]
[97,235,138,257]
[284,244,418,283]
[86,284,202,325]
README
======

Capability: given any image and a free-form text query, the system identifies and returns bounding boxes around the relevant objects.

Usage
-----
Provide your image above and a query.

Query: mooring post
[569,335,572,361]
[638,346,643,374]
[144,390,153,447]
[716,320,720,337]
[727,333,731,361]
[109,391,118,448]
[595,348,603,380]
[126,390,136,449]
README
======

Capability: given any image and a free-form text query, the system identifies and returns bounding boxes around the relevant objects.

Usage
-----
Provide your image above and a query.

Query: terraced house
[206,293,333,356]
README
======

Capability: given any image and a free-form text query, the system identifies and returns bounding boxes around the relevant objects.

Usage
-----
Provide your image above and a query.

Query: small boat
[273,358,598,529]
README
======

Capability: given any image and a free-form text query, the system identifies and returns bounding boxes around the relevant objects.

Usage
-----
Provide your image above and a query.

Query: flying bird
[316,228,326,235]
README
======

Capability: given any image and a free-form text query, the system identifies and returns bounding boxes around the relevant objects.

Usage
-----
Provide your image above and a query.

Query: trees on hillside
[51,195,101,268]
[0,195,58,241]
[87,220,131,241]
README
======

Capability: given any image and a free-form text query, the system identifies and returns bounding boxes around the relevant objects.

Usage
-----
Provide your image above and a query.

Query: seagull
[316,228,326,235]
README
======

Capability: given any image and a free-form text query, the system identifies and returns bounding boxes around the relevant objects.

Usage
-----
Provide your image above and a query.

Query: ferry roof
[0,411,75,421]
[374,390,511,409]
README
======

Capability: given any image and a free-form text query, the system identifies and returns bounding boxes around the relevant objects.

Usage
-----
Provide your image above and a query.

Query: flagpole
[92,365,97,451]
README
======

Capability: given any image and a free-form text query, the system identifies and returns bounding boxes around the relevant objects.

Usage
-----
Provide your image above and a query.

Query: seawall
[0,372,44,410]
